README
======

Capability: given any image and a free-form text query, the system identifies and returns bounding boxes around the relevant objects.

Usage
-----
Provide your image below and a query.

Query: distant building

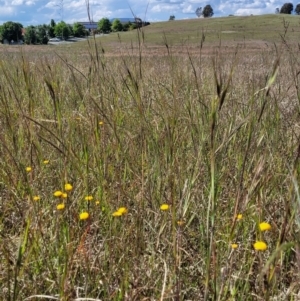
[78,18,150,32]
[77,22,98,31]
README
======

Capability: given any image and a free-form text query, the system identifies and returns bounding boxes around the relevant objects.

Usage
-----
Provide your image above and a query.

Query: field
[1,14,300,300]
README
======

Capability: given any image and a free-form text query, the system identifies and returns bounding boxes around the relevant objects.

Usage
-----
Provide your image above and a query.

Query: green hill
[94,14,300,48]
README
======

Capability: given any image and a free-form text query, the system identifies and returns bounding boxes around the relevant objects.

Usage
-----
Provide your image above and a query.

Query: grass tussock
[0,31,300,301]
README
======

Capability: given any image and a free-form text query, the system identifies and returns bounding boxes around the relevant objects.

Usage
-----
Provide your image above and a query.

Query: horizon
[0,0,296,27]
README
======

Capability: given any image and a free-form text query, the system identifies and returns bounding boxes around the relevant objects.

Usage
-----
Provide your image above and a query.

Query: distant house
[77,22,98,31]
[77,18,150,32]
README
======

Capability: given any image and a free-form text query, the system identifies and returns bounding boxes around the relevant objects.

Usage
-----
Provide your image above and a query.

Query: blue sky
[0,0,294,27]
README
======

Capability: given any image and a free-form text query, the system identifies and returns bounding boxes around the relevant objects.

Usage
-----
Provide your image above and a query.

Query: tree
[169,15,175,21]
[24,26,37,44]
[36,25,49,44]
[48,19,56,38]
[196,7,202,17]
[295,3,300,14]
[50,19,56,28]
[280,3,293,14]
[0,21,23,43]
[202,5,214,17]
[275,7,280,14]
[68,24,73,36]
[54,21,70,39]
[98,18,111,33]
[123,22,137,31]
[73,22,87,37]
[111,19,123,32]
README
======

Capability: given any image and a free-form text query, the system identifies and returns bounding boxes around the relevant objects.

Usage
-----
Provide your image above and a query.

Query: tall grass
[0,31,300,300]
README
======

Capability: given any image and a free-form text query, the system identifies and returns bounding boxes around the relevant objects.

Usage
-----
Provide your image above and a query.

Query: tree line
[0,17,149,45]
[276,3,300,14]
[0,20,88,44]
[97,18,150,33]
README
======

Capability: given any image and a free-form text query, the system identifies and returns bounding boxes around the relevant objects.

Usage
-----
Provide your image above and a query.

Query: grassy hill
[93,14,300,48]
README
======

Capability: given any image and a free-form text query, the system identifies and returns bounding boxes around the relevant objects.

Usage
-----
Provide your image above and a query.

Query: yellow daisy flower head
[253,241,267,251]
[160,204,169,211]
[231,243,238,249]
[236,214,243,220]
[33,195,40,201]
[259,222,271,232]
[43,160,49,164]
[99,121,104,125]
[64,183,73,191]
[53,190,63,197]
[117,207,127,214]
[61,193,68,198]
[56,203,65,210]
[112,211,123,217]
[95,201,100,205]
[85,195,93,201]
[26,167,32,172]
[79,212,89,220]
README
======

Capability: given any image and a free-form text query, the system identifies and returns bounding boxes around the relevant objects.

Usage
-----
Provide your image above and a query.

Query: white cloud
[151,4,179,12]
[11,0,23,5]
[0,6,15,15]
[45,1,56,8]
[182,4,195,13]
[235,8,265,15]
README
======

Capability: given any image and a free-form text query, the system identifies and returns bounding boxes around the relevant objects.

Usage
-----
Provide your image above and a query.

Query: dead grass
[0,21,300,301]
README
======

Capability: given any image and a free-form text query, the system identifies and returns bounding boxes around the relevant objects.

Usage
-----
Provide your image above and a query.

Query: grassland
[1,14,300,300]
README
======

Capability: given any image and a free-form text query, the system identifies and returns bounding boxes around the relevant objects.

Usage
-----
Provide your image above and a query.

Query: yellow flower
[259,222,271,232]
[56,203,65,210]
[61,193,68,198]
[33,196,40,201]
[117,207,127,214]
[26,167,32,172]
[54,190,63,197]
[95,201,100,205]
[79,212,89,220]
[43,160,49,164]
[99,121,104,125]
[64,183,73,191]
[85,195,93,201]
[112,211,122,217]
[160,204,169,211]
[112,207,128,216]
[253,241,267,251]
[231,243,238,249]
[236,214,243,220]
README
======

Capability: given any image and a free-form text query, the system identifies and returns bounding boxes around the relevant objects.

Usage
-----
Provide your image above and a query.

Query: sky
[0,0,294,27]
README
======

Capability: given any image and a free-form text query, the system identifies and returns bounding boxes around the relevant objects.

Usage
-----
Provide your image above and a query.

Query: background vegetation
[0,14,300,300]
